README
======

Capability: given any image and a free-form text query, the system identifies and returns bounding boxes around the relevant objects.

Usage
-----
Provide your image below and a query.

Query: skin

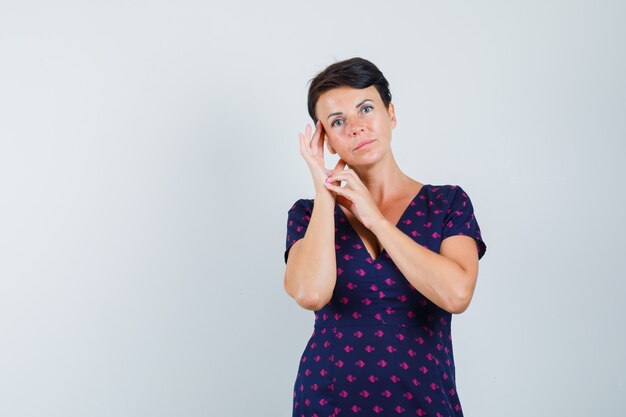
[284,86,480,314]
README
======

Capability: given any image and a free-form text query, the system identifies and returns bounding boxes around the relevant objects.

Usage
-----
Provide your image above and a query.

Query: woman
[284,57,486,417]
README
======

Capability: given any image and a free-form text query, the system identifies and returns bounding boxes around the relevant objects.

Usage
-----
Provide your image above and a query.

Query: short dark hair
[307,57,392,122]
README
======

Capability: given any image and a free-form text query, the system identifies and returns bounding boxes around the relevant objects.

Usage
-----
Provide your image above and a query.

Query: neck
[351,153,416,204]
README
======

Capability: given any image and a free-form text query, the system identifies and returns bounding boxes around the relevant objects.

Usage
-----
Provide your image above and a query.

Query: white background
[1,1,624,416]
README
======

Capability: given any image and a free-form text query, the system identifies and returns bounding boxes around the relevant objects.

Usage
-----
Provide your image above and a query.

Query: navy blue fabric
[285,184,487,417]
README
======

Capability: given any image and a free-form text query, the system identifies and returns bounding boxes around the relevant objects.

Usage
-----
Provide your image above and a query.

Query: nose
[347,117,365,136]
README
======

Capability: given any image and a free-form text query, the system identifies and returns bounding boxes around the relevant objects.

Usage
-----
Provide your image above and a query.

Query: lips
[354,139,376,151]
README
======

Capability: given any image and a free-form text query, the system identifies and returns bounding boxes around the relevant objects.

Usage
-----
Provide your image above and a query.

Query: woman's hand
[299,121,346,192]
[323,168,384,230]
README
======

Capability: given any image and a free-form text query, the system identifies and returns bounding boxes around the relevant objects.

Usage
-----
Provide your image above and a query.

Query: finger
[333,158,347,172]
[323,182,356,199]
[300,130,315,162]
[299,132,308,157]
[311,121,324,154]
[326,158,347,179]
[316,120,325,138]
[304,124,313,150]
[325,175,359,194]
[327,171,360,187]
[340,168,366,186]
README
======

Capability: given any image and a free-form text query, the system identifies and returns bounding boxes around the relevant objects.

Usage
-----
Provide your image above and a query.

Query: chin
[346,153,384,169]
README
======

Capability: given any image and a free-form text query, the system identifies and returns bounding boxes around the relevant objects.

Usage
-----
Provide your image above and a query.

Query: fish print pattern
[285,184,486,417]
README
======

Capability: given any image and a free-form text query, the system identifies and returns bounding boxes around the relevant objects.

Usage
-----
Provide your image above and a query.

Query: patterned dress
[284,184,487,417]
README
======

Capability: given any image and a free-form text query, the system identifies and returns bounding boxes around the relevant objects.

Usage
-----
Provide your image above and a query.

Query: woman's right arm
[284,188,337,311]
[283,122,343,311]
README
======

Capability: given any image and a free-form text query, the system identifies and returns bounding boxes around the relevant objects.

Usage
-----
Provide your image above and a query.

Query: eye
[331,119,344,127]
[362,105,373,114]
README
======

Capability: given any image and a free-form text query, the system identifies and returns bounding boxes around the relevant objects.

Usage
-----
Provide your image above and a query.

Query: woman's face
[315,85,396,167]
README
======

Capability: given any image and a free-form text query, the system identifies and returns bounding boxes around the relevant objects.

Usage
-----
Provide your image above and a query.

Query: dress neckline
[336,184,430,261]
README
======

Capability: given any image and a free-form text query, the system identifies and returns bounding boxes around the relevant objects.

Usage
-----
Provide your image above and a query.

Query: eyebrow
[326,99,374,120]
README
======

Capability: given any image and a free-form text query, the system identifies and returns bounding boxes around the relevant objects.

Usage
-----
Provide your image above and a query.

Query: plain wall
[1,1,625,415]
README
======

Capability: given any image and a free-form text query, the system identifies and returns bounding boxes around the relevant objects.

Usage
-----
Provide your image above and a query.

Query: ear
[325,134,337,154]
[388,102,397,129]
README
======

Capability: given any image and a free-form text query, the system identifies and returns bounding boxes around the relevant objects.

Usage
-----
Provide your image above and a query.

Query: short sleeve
[284,199,313,263]
[442,185,487,260]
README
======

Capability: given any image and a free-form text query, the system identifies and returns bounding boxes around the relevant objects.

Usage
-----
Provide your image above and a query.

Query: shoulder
[427,184,466,194]
[287,198,314,220]
[288,198,314,212]
[423,184,469,203]
[425,185,481,217]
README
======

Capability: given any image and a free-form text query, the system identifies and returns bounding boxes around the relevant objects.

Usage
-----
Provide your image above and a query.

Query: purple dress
[285,184,486,417]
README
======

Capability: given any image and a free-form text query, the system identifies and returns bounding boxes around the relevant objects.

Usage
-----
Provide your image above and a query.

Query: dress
[284,184,487,417]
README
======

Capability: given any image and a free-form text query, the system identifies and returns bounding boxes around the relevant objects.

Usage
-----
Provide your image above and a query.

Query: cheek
[376,117,392,134]
[327,134,349,152]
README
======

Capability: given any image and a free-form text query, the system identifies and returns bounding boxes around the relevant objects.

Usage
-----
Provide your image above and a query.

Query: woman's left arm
[371,220,479,314]
[324,169,480,314]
